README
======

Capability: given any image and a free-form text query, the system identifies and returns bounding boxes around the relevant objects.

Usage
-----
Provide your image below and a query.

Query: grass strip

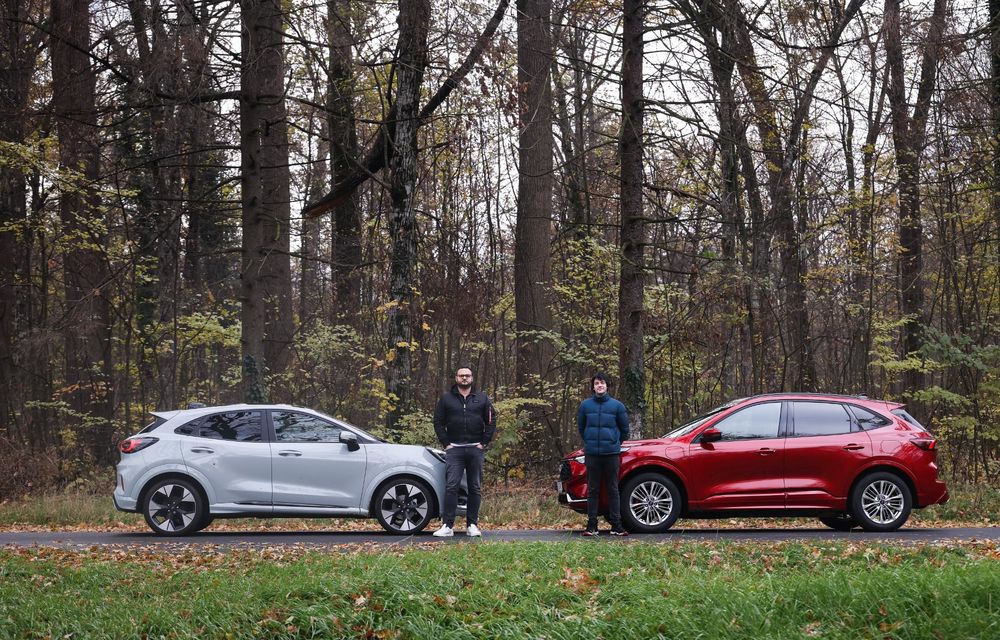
[1,541,998,639]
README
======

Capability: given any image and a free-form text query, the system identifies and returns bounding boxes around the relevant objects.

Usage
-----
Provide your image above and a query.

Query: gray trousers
[443,446,483,527]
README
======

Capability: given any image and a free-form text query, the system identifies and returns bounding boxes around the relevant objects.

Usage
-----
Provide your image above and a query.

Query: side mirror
[339,431,360,452]
[700,428,722,444]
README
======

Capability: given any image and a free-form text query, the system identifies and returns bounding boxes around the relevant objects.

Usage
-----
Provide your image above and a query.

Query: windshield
[661,401,740,438]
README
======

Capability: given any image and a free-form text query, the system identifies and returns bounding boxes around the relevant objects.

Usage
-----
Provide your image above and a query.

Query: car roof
[152,404,319,421]
[740,393,903,410]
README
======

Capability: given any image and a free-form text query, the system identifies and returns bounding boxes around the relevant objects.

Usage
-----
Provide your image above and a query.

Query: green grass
[1,541,998,639]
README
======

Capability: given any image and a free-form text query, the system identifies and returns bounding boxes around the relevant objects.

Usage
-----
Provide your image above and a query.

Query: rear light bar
[909,437,936,451]
[119,437,159,454]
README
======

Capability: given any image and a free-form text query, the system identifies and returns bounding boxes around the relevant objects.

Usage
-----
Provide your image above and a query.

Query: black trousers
[442,446,483,527]
[585,453,622,528]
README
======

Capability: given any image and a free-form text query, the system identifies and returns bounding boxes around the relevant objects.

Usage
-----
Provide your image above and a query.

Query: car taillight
[910,437,936,451]
[119,437,158,454]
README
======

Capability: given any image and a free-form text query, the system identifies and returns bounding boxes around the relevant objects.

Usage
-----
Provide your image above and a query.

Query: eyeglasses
[456,374,473,378]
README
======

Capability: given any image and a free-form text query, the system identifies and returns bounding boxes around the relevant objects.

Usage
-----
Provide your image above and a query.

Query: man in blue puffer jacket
[576,372,630,536]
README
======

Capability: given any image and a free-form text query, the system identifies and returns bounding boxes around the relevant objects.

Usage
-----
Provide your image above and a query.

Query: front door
[686,401,786,510]
[269,410,367,511]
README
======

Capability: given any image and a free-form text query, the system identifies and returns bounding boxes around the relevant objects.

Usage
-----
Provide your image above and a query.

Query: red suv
[557,393,949,532]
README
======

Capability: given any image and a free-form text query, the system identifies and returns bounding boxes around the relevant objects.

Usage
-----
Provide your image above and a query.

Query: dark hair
[591,372,610,390]
[455,364,474,375]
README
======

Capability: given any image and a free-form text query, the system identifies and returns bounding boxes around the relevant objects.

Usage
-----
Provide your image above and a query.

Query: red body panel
[559,394,949,519]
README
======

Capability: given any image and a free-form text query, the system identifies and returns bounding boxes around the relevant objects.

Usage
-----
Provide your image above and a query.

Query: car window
[791,402,853,437]
[139,416,165,433]
[182,411,262,442]
[710,402,781,440]
[272,411,344,443]
[891,408,927,430]
[849,405,892,430]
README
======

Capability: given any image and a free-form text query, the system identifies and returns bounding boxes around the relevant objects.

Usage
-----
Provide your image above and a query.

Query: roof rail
[749,392,873,401]
[187,402,207,409]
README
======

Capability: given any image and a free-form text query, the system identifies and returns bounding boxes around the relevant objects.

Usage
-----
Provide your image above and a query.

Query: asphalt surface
[2,527,999,549]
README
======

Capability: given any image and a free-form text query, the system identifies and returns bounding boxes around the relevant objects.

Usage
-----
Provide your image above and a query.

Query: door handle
[757,447,776,455]
[189,447,214,454]
[278,450,302,457]
[842,444,865,451]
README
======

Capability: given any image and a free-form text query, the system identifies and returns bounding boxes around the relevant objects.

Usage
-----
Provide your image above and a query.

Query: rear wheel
[142,478,207,536]
[850,472,912,532]
[621,473,682,533]
[374,477,435,534]
[818,513,859,531]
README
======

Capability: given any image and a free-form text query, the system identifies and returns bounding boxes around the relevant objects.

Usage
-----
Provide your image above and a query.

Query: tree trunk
[51,0,114,460]
[883,0,947,394]
[618,0,645,438]
[384,0,431,435]
[514,0,555,387]
[328,0,362,323]
[0,0,34,437]
[240,0,294,399]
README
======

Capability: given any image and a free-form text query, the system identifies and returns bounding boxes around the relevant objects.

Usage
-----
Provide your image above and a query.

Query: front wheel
[374,477,435,534]
[850,472,912,532]
[142,478,207,536]
[621,473,682,533]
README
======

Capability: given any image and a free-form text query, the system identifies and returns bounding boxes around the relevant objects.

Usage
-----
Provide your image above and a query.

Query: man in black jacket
[432,365,497,537]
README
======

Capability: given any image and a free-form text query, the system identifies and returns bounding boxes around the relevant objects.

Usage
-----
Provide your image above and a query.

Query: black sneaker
[582,528,599,537]
[609,528,629,537]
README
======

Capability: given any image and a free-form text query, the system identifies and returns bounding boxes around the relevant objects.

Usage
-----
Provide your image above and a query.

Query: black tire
[373,477,435,534]
[142,477,207,536]
[621,472,682,533]
[818,513,859,531]
[190,516,215,534]
[850,472,912,532]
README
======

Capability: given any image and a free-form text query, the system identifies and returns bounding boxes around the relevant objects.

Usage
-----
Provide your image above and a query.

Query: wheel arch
[138,472,210,514]
[849,464,917,506]
[620,463,689,515]
[367,472,441,519]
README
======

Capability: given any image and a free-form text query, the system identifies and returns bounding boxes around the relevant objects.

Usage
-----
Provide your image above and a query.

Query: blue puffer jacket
[577,393,630,455]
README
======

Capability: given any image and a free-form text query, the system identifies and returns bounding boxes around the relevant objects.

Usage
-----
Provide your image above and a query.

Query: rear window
[139,417,166,433]
[891,408,927,431]
[177,411,263,442]
[848,405,892,430]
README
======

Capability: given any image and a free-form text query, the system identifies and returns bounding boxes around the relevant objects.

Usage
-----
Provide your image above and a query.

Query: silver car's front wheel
[142,478,207,536]
[373,477,434,534]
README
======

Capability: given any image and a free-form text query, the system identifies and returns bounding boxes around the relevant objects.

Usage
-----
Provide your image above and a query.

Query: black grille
[559,460,571,481]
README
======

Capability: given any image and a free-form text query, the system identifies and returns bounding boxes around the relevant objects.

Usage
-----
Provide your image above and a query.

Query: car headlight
[427,447,447,463]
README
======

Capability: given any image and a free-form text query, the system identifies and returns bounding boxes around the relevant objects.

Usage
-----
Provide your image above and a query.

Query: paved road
[2,527,998,549]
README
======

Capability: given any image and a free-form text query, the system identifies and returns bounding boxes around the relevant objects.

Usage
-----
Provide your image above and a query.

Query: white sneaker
[432,525,454,537]
[467,524,482,537]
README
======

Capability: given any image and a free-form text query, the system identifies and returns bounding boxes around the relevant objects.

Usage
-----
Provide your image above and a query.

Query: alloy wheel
[148,483,198,532]
[629,479,674,526]
[860,479,905,525]
[379,482,429,532]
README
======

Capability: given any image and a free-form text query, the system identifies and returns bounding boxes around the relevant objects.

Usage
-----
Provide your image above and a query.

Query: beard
[457,381,472,390]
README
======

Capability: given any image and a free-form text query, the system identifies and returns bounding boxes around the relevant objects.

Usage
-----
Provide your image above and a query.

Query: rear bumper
[918,480,949,507]
[113,491,138,513]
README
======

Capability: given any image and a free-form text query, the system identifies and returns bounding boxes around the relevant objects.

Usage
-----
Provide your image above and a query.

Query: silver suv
[113,404,463,535]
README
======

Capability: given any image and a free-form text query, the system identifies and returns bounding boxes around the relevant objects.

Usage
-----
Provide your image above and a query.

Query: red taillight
[910,437,936,451]
[119,437,158,454]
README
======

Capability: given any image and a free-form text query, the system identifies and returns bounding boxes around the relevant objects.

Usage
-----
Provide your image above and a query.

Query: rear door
[178,410,272,509]
[269,410,368,511]
[686,401,786,509]
[784,401,872,508]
